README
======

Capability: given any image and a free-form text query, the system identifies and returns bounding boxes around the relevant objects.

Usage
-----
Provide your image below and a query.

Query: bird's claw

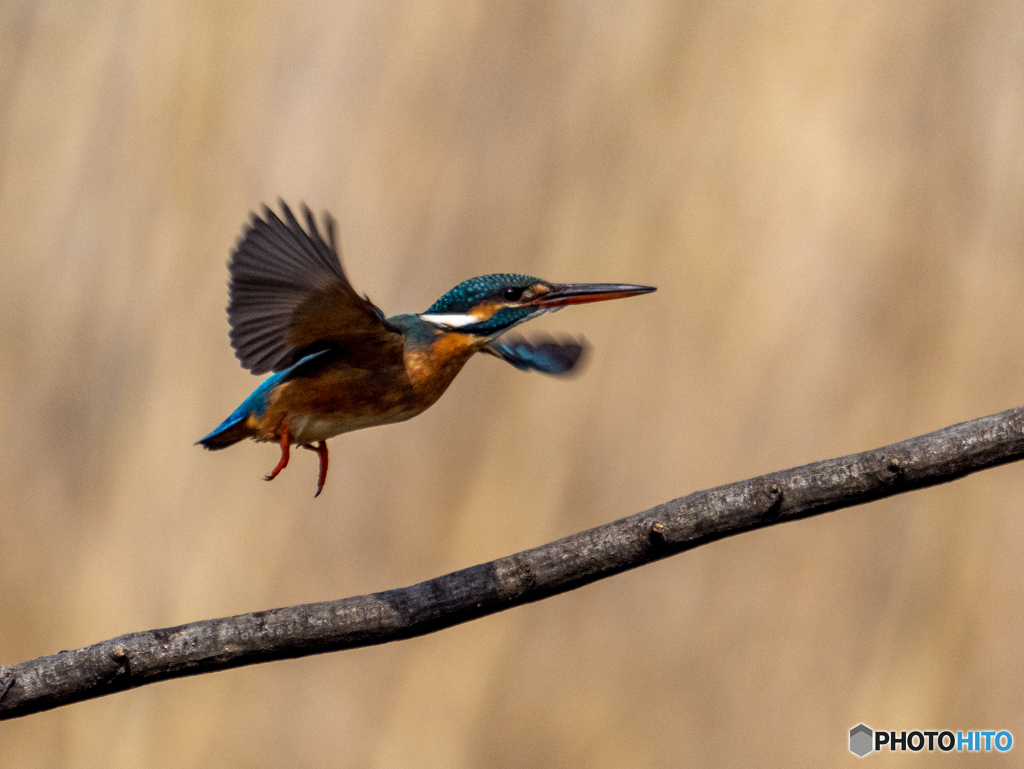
[264,423,291,481]
[303,441,329,498]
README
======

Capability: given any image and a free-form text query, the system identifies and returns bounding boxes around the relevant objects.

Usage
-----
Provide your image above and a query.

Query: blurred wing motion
[227,201,403,374]
[484,335,586,375]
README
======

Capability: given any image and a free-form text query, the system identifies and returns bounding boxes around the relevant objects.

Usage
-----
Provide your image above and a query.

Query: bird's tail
[197,413,254,450]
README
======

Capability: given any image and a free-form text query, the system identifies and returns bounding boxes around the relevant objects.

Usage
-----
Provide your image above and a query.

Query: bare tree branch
[3,405,1024,720]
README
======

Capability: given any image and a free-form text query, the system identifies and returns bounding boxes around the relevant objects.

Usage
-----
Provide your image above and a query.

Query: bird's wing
[483,335,587,375]
[227,201,404,374]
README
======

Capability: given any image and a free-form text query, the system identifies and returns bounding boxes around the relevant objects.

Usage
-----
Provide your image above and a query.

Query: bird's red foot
[264,422,291,481]
[303,441,329,497]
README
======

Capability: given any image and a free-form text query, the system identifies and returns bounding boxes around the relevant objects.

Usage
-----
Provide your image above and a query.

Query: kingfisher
[199,201,655,496]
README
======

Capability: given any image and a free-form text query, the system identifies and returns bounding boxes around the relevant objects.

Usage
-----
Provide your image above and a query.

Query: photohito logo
[849,724,1013,757]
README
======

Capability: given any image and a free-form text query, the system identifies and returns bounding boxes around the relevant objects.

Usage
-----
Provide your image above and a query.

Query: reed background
[3,1,1024,766]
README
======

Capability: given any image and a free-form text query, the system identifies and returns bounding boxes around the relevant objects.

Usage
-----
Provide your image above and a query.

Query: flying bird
[199,202,655,496]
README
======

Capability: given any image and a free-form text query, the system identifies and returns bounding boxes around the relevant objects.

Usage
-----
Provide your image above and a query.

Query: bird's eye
[503,287,525,301]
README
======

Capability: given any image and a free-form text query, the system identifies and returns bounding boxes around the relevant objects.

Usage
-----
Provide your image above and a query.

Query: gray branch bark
[4,405,1024,720]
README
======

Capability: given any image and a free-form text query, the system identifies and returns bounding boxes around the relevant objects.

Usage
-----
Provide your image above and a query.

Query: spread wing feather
[227,201,403,374]
[483,335,587,375]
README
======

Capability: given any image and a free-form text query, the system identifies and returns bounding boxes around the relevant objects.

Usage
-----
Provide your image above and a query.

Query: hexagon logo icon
[850,724,873,757]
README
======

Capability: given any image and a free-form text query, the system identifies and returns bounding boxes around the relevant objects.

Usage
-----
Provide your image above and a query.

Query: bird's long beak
[532,282,656,308]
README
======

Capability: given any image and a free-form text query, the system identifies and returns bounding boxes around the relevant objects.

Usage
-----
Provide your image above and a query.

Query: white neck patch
[418,313,479,329]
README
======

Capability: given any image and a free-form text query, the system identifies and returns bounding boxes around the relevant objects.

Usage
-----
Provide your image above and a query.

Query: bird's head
[418,274,655,338]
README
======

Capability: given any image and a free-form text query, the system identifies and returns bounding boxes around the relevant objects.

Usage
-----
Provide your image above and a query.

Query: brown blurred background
[3,1,1024,766]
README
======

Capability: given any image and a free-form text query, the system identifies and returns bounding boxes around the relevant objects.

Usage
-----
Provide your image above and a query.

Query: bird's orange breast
[252,332,482,445]
[402,331,481,404]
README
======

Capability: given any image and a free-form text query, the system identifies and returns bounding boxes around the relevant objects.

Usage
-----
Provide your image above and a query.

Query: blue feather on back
[198,351,330,445]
